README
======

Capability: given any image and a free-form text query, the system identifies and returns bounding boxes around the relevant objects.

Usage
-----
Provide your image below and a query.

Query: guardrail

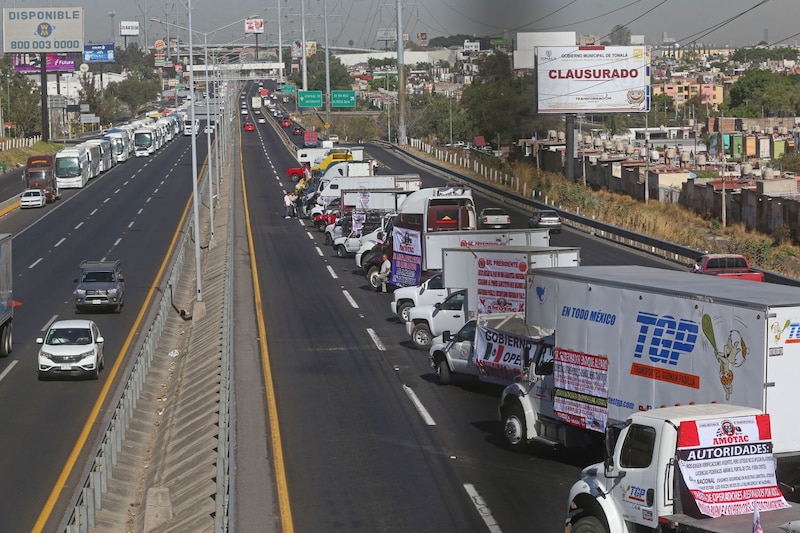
[398,139,800,287]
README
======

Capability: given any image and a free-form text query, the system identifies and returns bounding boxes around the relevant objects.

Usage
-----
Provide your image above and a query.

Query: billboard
[13,52,75,73]
[244,18,264,34]
[2,7,84,53]
[119,20,139,36]
[291,40,317,59]
[83,43,115,63]
[536,45,650,114]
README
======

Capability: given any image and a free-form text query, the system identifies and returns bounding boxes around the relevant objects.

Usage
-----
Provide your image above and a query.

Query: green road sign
[331,90,356,108]
[282,83,296,94]
[298,90,323,107]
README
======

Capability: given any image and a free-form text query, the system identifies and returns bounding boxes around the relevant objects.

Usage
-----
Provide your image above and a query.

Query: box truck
[500,265,800,489]
[405,246,580,350]
[0,234,13,357]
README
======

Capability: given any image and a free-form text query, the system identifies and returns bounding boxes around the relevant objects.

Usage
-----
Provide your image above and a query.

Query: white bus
[54,146,90,188]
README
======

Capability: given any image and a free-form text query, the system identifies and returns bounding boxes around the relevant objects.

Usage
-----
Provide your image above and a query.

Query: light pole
[300,0,308,90]
[108,11,116,43]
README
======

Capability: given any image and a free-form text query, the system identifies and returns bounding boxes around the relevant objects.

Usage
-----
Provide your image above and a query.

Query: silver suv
[75,260,125,313]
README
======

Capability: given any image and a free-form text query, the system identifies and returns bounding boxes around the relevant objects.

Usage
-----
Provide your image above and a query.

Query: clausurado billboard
[536,45,650,114]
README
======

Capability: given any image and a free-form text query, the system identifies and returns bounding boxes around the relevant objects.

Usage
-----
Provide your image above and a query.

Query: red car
[292,126,303,135]
[243,121,255,131]
[281,119,292,127]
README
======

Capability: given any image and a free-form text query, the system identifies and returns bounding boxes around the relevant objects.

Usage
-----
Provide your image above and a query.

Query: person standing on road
[378,253,392,293]
[283,191,292,218]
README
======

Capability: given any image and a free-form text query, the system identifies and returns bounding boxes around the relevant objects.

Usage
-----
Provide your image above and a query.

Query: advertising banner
[391,226,421,287]
[677,415,789,518]
[474,325,537,385]
[3,7,84,53]
[536,45,650,113]
[119,20,139,36]
[13,52,75,73]
[83,43,115,63]
[244,18,264,35]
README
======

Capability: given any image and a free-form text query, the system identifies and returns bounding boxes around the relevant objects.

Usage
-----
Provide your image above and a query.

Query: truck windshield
[26,170,48,181]
[55,158,80,177]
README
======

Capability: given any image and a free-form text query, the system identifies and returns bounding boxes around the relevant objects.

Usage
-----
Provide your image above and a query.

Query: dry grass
[0,141,65,169]
[412,147,800,279]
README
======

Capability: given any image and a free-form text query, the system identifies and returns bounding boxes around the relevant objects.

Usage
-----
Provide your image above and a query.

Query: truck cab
[391,272,452,323]
[24,155,59,202]
[565,404,798,533]
[405,289,467,350]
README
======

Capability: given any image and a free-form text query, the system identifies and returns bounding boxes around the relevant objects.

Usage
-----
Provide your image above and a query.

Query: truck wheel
[335,245,346,257]
[0,322,11,357]
[435,357,451,385]
[367,266,381,291]
[503,403,529,451]
[411,323,433,350]
[397,302,413,323]
[324,233,332,246]
[571,516,606,533]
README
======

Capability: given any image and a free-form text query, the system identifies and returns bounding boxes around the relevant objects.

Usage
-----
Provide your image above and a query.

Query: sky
[6,0,800,51]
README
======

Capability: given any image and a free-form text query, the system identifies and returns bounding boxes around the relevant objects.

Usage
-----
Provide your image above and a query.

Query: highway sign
[331,90,356,108]
[282,83,295,94]
[298,90,322,107]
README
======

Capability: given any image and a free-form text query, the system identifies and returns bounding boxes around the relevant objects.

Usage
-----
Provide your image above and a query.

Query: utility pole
[323,0,331,125]
[396,0,407,145]
[300,0,308,91]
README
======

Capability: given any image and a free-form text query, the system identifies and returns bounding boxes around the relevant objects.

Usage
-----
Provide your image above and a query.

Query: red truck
[691,253,764,282]
[286,167,307,182]
[303,130,319,148]
[24,155,60,203]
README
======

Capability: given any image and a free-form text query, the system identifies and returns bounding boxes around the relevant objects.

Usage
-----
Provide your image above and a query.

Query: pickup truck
[691,253,764,282]
[286,167,307,182]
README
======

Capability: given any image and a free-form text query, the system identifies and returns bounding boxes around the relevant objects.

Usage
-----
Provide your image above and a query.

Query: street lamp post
[300,0,308,91]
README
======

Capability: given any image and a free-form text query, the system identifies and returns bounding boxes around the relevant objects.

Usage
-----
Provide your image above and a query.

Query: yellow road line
[33,147,211,532]
[239,116,295,531]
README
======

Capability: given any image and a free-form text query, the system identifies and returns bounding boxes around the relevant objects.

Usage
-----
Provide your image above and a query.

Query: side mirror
[96,336,104,344]
[36,337,44,344]
[118,276,124,282]
[443,331,452,342]
[434,303,442,310]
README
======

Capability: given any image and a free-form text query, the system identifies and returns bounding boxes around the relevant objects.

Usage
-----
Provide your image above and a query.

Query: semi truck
[24,155,59,202]
[499,265,800,489]
[566,404,800,533]
[315,174,422,208]
[405,246,580,350]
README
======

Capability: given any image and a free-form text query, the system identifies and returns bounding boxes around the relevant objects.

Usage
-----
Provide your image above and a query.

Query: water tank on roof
[639,148,648,158]
[594,138,603,149]
[697,154,707,166]
[583,134,592,146]
[688,119,695,127]
[763,167,775,180]
[625,144,635,155]
[742,163,753,175]
[547,130,557,140]
[650,150,660,161]
[557,131,566,141]
[666,147,677,159]
[614,141,623,152]
[604,140,613,150]
[680,151,690,163]
[780,127,788,135]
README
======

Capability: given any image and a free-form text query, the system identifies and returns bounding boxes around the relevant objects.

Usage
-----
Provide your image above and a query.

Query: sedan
[281,119,292,127]
[37,319,105,380]
[478,207,511,229]
[240,109,249,115]
[257,117,266,124]
[20,188,46,208]
[292,126,303,135]
[528,209,562,233]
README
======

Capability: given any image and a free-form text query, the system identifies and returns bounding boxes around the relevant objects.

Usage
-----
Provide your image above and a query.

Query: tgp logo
[633,312,699,365]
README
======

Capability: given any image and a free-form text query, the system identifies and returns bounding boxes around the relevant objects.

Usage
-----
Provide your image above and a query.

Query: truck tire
[367,266,382,291]
[0,322,11,357]
[324,233,332,245]
[335,245,346,257]
[503,402,529,451]
[396,301,413,323]
[315,220,326,232]
[434,356,451,385]
[571,516,606,533]
[411,323,433,350]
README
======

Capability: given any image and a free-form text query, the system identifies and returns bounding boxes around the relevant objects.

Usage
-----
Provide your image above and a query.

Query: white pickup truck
[390,272,453,323]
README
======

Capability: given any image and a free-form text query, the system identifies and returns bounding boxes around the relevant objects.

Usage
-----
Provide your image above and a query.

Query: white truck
[316,174,422,208]
[391,272,453,323]
[0,234,12,357]
[500,265,800,490]
[566,404,800,533]
[405,246,581,350]
[251,95,262,109]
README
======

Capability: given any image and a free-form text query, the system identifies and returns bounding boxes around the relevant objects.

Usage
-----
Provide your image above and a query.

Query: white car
[204,125,215,134]
[241,109,249,115]
[20,188,46,208]
[257,117,266,124]
[37,319,105,380]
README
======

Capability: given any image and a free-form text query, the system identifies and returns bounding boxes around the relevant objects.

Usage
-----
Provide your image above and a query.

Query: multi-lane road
[0,83,684,532]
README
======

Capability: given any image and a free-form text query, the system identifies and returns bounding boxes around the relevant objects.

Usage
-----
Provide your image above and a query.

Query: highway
[0,133,207,531]
[0,82,685,532]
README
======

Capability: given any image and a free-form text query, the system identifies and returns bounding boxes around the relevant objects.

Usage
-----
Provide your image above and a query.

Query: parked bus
[54,146,90,188]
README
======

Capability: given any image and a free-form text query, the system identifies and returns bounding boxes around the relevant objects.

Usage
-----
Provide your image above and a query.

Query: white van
[54,146,90,188]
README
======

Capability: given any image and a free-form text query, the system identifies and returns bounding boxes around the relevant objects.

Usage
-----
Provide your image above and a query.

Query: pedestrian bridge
[188,61,284,79]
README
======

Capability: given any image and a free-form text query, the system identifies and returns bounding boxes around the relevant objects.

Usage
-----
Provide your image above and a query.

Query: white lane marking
[366,328,385,351]
[146,197,151,203]
[90,209,98,216]
[75,222,84,229]
[463,484,502,533]
[316,247,324,257]
[54,237,66,247]
[342,290,358,309]
[307,232,314,240]
[128,221,134,228]
[114,188,121,194]
[42,315,58,331]
[103,198,110,204]
[326,265,338,279]
[0,360,18,382]
[403,385,435,426]
[137,208,143,215]
[29,258,42,269]
[154,188,159,193]
[113,238,122,246]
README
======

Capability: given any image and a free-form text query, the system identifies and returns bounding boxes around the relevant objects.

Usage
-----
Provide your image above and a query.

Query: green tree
[724,68,773,117]
[406,93,472,144]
